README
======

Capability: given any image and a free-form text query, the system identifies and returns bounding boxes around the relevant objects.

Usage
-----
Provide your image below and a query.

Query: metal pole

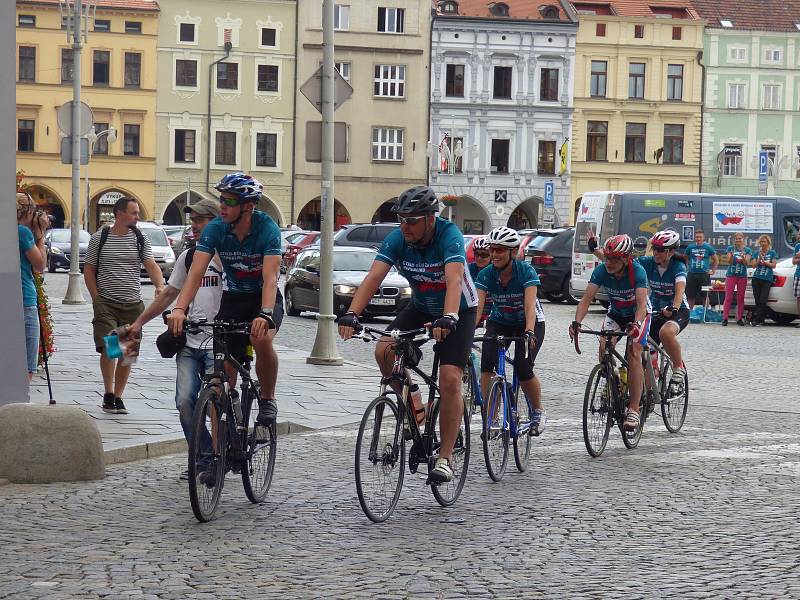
[64,0,85,304]
[307,0,342,365]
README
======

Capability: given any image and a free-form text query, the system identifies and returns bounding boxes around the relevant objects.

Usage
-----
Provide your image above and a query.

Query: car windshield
[333,251,376,271]
[286,232,307,244]
[140,228,169,246]
[51,230,91,243]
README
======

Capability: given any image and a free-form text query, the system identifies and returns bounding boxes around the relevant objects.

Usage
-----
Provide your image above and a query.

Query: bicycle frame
[474,335,530,438]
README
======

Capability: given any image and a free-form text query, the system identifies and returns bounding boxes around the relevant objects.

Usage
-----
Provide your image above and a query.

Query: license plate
[370,298,395,306]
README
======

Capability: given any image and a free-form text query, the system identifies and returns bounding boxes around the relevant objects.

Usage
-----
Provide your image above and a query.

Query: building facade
[293,0,432,228]
[155,1,296,225]
[16,0,159,231]
[430,0,578,233]
[570,1,704,221]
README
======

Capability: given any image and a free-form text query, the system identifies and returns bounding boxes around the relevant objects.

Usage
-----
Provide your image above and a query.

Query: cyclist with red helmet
[569,234,651,432]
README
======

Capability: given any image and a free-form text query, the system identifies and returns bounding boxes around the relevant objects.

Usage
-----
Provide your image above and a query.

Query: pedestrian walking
[684,229,718,309]
[721,232,752,327]
[16,192,47,383]
[84,196,165,414]
[749,235,778,326]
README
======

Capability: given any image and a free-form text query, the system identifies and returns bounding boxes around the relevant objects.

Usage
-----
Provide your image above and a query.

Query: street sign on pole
[300,65,353,114]
[544,180,554,209]
[758,150,768,196]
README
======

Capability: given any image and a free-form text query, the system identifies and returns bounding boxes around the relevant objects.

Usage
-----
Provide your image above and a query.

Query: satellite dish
[56,101,93,136]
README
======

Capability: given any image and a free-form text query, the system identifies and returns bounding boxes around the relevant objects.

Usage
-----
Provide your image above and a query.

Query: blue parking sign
[544,180,554,209]
[759,151,768,182]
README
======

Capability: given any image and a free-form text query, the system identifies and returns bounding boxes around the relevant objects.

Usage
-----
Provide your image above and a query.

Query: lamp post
[84,125,117,231]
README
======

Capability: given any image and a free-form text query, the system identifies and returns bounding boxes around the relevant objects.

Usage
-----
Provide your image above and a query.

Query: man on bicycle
[469,236,492,325]
[474,227,547,435]
[168,172,283,426]
[338,185,477,484]
[570,234,651,431]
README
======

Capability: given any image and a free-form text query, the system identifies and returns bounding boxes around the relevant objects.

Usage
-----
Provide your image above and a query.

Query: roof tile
[689,0,800,32]
[18,0,159,12]
[439,0,572,21]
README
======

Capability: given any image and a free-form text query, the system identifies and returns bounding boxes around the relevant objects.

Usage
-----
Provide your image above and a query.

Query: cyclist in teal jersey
[469,236,492,324]
[338,186,477,483]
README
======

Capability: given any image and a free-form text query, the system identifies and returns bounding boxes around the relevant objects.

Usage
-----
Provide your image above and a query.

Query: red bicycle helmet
[603,234,633,258]
[651,230,680,250]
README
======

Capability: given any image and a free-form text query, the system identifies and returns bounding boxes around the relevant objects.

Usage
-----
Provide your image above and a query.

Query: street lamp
[84,125,116,231]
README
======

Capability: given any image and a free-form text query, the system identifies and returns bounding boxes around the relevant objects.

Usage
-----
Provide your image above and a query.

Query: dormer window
[441,0,459,13]
[719,19,733,28]
[489,2,509,17]
[650,6,690,19]
[540,5,560,19]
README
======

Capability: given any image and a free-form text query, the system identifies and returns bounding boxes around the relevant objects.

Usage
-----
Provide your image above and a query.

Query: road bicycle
[348,325,471,523]
[644,337,689,433]
[175,315,277,522]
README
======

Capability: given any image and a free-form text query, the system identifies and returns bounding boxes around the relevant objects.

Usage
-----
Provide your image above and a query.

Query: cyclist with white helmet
[475,226,547,435]
[338,185,478,483]
[570,234,651,432]
[469,236,492,325]
[168,172,283,426]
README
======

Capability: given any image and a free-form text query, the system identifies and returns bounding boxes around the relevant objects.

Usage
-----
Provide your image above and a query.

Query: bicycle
[643,337,689,433]
[349,325,471,523]
[472,334,534,481]
[174,315,277,522]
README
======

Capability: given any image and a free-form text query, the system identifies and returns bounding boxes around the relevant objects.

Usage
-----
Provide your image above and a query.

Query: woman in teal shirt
[749,234,778,326]
[721,232,752,326]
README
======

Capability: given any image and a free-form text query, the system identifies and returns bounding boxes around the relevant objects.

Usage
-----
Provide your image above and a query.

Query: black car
[333,222,399,249]
[45,228,90,272]
[284,246,411,318]
[524,227,577,304]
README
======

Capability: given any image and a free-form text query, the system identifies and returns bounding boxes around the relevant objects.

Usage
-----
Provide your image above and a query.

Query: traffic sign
[300,66,353,114]
[758,151,768,181]
[544,180,554,209]
[56,101,93,137]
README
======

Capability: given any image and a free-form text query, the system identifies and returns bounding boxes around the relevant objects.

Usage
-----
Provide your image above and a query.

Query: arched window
[489,2,509,17]
[440,0,459,14]
[540,5,560,19]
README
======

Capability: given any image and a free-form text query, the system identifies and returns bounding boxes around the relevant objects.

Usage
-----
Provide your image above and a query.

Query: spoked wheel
[354,395,405,523]
[430,398,470,507]
[660,362,689,433]
[482,379,509,481]
[620,390,644,450]
[241,388,277,503]
[512,385,532,472]
[461,363,476,423]
[582,364,613,457]
[188,388,227,522]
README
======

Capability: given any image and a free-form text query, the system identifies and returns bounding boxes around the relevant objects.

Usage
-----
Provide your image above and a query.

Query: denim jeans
[24,305,40,374]
[175,346,214,458]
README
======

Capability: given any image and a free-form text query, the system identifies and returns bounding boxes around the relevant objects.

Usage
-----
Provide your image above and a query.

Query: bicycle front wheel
[512,385,532,472]
[354,395,405,523]
[660,362,689,433]
[482,379,509,481]
[582,364,612,458]
[188,387,227,522]
[241,387,277,504]
[430,397,471,507]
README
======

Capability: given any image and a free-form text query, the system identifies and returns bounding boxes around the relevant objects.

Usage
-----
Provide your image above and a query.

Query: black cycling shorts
[386,304,477,369]
[649,308,689,345]
[215,289,284,363]
[480,320,545,382]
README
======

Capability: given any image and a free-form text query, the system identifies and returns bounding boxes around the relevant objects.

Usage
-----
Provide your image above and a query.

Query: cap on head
[184,198,221,218]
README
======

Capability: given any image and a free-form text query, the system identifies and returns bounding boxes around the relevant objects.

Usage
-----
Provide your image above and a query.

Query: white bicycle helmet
[487,226,521,248]
[651,229,681,250]
[473,237,489,251]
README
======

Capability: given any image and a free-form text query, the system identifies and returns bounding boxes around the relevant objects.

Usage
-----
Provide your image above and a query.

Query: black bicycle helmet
[391,186,439,214]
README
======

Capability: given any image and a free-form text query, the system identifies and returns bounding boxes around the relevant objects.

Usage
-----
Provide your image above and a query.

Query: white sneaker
[429,458,453,484]
[669,367,686,396]
[530,409,547,437]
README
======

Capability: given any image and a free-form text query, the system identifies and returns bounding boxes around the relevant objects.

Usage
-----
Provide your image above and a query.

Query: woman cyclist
[469,236,492,325]
[475,227,547,436]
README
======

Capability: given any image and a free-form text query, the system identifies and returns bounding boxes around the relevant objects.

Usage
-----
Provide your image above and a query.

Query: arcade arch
[508,196,541,230]
[25,184,67,229]
[297,197,351,231]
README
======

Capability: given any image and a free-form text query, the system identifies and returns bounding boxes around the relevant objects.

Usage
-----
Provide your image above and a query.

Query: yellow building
[570,1,704,221]
[16,0,158,231]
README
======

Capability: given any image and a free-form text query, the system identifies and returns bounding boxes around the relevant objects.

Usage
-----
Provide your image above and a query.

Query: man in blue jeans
[127,198,223,478]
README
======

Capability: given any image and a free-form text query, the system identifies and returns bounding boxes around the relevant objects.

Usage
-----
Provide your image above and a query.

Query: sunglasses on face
[475,251,490,258]
[398,215,426,226]
[190,215,211,223]
[653,247,669,254]
[219,196,239,207]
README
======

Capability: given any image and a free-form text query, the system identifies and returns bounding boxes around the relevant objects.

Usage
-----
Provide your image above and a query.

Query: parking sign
[544,180,554,209]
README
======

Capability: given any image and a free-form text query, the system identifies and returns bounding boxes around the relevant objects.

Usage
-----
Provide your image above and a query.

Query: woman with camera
[17,192,47,381]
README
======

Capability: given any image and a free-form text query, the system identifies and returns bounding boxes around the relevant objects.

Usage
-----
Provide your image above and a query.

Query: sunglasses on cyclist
[653,247,669,254]
[219,196,240,207]
[475,251,490,258]
[398,215,427,226]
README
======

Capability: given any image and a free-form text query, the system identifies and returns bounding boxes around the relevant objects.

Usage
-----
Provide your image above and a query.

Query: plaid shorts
[794,276,800,298]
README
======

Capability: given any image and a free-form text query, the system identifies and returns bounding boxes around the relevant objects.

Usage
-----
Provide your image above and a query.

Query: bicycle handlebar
[162,310,251,335]
[473,334,532,360]
[351,325,431,344]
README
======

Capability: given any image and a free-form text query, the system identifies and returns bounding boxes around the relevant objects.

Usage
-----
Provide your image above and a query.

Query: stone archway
[161,191,207,225]
[90,189,146,232]
[508,197,541,230]
[445,195,492,235]
[298,197,351,231]
[371,199,396,223]
[26,184,67,229]
[259,195,285,227]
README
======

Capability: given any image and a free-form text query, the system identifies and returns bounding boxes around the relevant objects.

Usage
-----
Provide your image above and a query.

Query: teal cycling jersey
[375,216,477,315]
[795,243,800,279]
[685,242,716,273]
[589,261,650,317]
[469,262,492,316]
[752,249,778,282]
[475,259,544,326]
[725,246,752,277]
[196,210,281,294]
[635,256,688,311]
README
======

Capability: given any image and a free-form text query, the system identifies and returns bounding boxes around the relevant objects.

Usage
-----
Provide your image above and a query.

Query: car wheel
[285,288,301,316]
[562,278,579,305]
[770,312,797,326]
[544,291,565,303]
[48,259,56,273]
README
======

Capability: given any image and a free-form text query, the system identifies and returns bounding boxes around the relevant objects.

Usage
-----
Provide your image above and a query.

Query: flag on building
[558,139,568,175]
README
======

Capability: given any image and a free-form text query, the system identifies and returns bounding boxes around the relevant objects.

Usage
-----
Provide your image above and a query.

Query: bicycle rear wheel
[512,385,532,472]
[660,362,689,433]
[354,395,405,523]
[188,387,227,522]
[582,364,612,457]
[462,363,476,423]
[482,379,508,481]
[241,386,277,504]
[620,393,644,449]
[430,398,470,507]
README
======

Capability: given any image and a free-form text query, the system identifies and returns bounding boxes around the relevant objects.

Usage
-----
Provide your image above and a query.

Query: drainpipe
[426,6,435,185]
[290,0,300,224]
[697,50,705,193]
[205,41,233,196]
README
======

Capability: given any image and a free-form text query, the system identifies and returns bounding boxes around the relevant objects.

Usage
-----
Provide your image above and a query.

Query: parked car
[517,229,540,260]
[333,223,399,249]
[137,222,176,280]
[162,225,188,251]
[524,227,577,304]
[45,228,90,272]
[284,246,411,318]
[464,235,480,263]
[743,257,798,324]
[282,231,321,271]
[281,228,309,254]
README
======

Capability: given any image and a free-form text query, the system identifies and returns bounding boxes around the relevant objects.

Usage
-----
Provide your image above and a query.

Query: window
[334,5,350,30]
[216,62,238,90]
[215,131,237,165]
[721,145,742,177]
[335,62,351,81]
[784,215,800,244]
[541,5,559,18]
[446,64,464,97]
[493,66,512,99]
[625,123,646,162]
[537,141,556,174]
[124,53,141,88]
[672,26,682,40]
[373,65,405,98]
[123,124,140,156]
[94,19,110,32]
[61,48,74,83]
[174,129,196,163]
[61,16,71,30]
[763,48,782,63]
[729,47,746,62]
[796,147,800,178]
[256,133,278,167]
[719,19,733,28]
[663,124,684,164]
[763,84,780,109]
[761,145,777,175]
[439,136,464,173]
[728,83,746,108]
[93,122,110,155]
[586,121,608,161]
[257,64,279,92]
[18,46,35,82]
[261,28,276,46]
[540,68,559,101]
[179,23,195,43]
[93,50,110,86]
[596,23,606,36]
[441,1,459,13]
[490,139,510,173]
[176,59,198,87]
[666,64,683,100]
[590,60,607,97]
[18,15,36,27]
[628,62,645,99]
[372,127,404,161]
[125,21,142,34]
[490,3,509,16]
[377,7,404,33]
[17,120,34,152]
[634,24,644,38]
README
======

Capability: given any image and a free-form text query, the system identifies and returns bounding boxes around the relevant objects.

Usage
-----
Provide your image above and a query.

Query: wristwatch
[260,307,274,316]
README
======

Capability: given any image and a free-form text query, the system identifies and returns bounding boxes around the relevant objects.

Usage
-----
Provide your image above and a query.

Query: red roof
[438,0,573,21]
[689,0,800,32]
[18,0,159,12]
[570,0,699,19]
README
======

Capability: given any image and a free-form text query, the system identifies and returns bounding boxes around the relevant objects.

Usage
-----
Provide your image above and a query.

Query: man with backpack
[84,196,165,414]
